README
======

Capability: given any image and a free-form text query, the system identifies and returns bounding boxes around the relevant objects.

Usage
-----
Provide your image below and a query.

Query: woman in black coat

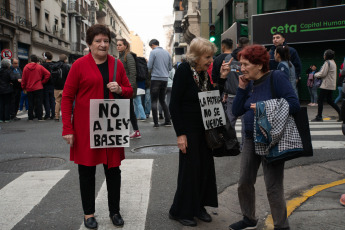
[168,37,228,227]
[0,59,13,122]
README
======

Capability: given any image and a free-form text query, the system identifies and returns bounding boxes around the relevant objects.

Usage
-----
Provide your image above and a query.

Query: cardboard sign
[90,99,130,148]
[198,91,226,130]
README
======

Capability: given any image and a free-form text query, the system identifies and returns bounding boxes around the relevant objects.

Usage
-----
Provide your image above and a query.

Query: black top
[169,62,226,136]
[97,60,109,99]
[212,53,229,85]
[42,62,54,87]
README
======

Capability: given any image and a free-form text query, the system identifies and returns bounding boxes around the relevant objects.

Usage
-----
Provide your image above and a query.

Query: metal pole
[209,0,212,25]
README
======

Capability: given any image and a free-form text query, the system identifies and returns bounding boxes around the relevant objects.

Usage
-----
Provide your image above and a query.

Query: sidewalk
[183,160,345,230]
[182,104,345,230]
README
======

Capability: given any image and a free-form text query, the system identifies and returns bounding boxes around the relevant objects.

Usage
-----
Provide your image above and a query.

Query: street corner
[263,178,345,230]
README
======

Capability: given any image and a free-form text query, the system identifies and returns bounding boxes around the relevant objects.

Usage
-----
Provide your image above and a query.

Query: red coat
[61,53,133,168]
[21,63,50,92]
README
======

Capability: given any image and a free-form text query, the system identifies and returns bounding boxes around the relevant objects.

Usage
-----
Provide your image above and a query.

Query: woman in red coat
[61,24,133,229]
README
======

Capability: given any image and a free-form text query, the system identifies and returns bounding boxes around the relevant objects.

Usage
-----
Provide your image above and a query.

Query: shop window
[263,0,287,12]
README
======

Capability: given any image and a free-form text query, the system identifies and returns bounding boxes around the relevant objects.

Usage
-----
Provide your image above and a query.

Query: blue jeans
[134,95,146,119]
[144,88,151,116]
[308,86,318,103]
[19,90,28,110]
[334,86,342,104]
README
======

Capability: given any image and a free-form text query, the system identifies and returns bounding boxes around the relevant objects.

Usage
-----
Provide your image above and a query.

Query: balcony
[68,2,80,15]
[81,32,86,41]
[0,8,14,21]
[80,5,88,19]
[61,2,67,15]
[71,42,82,52]
[16,16,32,29]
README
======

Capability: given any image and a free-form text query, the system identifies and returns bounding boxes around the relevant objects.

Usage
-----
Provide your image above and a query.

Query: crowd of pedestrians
[2,23,345,230]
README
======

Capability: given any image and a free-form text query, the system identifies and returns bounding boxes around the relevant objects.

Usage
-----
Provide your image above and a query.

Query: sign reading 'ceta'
[252,5,345,45]
[1,49,13,59]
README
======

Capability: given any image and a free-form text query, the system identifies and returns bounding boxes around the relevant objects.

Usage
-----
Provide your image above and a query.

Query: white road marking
[0,170,69,230]
[79,159,153,230]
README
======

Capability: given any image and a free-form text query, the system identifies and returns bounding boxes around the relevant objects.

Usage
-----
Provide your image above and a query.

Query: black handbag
[205,115,241,157]
[267,71,313,164]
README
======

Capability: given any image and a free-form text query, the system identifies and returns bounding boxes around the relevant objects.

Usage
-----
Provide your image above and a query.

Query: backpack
[51,67,63,83]
[131,52,148,81]
[223,53,241,95]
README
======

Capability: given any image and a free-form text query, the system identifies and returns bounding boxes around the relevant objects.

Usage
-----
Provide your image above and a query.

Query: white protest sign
[90,99,130,148]
[198,91,226,130]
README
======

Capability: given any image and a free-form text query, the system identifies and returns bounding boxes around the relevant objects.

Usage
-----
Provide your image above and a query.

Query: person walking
[61,24,133,229]
[269,32,302,92]
[21,54,50,121]
[311,49,341,122]
[306,65,318,106]
[228,45,299,230]
[117,38,142,139]
[274,45,298,97]
[41,52,56,120]
[0,59,13,123]
[211,38,233,88]
[9,58,22,121]
[169,37,227,227]
[334,61,345,104]
[147,39,172,127]
[51,54,70,121]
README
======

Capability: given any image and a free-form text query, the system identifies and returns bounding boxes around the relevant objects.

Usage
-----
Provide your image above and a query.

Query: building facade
[129,31,145,57]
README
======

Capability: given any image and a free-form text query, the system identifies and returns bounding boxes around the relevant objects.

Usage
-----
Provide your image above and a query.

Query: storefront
[252,5,345,100]
[18,43,30,70]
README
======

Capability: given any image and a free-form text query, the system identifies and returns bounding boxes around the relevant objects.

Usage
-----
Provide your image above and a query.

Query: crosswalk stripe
[312,141,345,149]
[235,130,343,138]
[79,159,153,230]
[0,170,69,230]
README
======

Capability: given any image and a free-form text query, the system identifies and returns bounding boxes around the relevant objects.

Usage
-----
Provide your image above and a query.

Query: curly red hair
[238,45,270,73]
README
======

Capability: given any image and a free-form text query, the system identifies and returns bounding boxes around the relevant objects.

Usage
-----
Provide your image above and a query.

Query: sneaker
[229,217,257,230]
[153,123,159,128]
[310,117,323,122]
[312,103,318,106]
[160,121,172,127]
[159,115,164,120]
[146,114,149,119]
[4,120,10,123]
[130,130,142,139]
[340,194,345,206]
[307,103,313,106]
[12,117,21,121]
[38,119,45,122]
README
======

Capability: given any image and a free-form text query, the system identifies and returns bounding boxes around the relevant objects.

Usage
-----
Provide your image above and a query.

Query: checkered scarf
[254,98,303,155]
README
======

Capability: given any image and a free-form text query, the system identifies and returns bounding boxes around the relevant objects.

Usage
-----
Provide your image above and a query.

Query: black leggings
[78,164,121,216]
[317,89,340,118]
[130,98,139,131]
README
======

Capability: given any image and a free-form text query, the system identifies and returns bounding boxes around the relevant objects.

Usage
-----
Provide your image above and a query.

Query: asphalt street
[0,103,344,230]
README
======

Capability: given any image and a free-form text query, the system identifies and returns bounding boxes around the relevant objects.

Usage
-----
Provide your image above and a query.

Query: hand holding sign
[107,82,122,94]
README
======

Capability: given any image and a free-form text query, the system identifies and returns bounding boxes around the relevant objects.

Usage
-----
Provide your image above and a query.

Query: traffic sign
[1,49,13,59]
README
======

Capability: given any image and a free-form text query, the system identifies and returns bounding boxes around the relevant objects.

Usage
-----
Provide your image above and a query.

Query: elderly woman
[116,38,141,138]
[226,45,299,230]
[61,24,133,229]
[0,59,13,122]
[311,49,341,122]
[169,37,227,227]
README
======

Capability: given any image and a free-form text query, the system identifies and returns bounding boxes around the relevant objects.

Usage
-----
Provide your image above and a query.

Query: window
[45,12,52,33]
[35,7,40,28]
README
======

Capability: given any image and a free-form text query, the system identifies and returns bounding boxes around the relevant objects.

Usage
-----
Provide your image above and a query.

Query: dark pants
[150,80,170,125]
[317,88,340,118]
[10,88,21,118]
[238,138,289,229]
[43,86,55,118]
[130,98,139,130]
[0,93,11,121]
[27,89,43,120]
[78,164,121,216]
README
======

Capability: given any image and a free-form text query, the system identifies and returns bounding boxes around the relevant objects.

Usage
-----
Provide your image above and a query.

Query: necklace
[191,66,209,92]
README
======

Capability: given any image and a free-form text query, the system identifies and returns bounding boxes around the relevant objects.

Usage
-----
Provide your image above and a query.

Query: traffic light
[209,24,216,43]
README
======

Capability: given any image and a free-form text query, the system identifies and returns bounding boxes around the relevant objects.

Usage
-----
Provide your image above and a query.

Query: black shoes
[153,123,159,128]
[159,114,164,120]
[197,209,212,222]
[110,213,124,227]
[84,216,98,229]
[160,121,172,127]
[169,213,197,227]
[310,116,323,122]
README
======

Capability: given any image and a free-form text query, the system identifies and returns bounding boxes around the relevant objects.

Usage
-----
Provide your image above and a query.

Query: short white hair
[1,59,11,68]
[186,37,217,65]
